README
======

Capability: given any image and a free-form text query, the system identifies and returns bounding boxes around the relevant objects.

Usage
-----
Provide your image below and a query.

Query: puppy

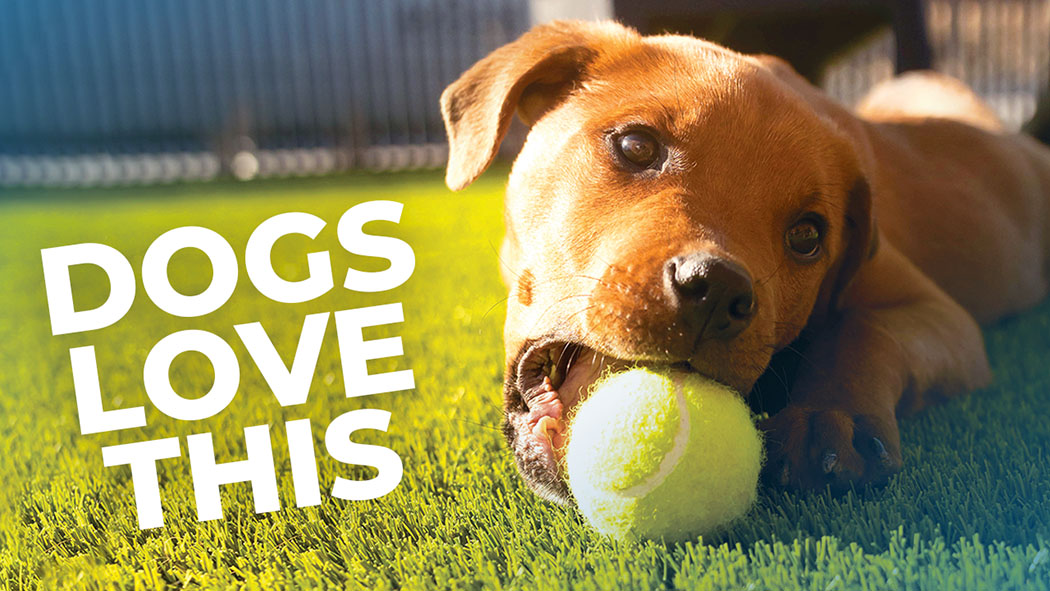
[440,21,1050,502]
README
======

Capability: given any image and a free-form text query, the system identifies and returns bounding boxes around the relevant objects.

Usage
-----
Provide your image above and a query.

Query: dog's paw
[758,406,902,493]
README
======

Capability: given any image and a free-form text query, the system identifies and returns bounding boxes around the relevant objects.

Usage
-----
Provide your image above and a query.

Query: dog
[440,20,1050,503]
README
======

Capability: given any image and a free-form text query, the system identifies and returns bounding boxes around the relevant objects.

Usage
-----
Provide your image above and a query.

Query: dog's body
[851,72,1050,322]
[441,21,1050,501]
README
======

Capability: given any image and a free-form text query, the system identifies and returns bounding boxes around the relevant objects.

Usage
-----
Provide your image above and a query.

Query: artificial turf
[1,170,1049,590]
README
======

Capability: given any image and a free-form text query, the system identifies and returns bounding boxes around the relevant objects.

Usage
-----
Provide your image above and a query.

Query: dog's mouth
[505,327,784,503]
[505,338,694,502]
[515,341,622,451]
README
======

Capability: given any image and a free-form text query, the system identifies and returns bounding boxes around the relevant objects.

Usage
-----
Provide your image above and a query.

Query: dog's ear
[827,177,879,313]
[752,55,880,315]
[440,20,630,191]
[811,177,878,321]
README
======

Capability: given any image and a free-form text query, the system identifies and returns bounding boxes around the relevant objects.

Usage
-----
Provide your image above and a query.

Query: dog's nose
[665,253,755,339]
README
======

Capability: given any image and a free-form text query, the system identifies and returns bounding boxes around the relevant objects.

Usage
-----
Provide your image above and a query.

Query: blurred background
[1,0,1048,188]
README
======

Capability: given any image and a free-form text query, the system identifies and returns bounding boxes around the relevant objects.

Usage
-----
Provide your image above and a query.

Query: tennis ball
[565,367,762,542]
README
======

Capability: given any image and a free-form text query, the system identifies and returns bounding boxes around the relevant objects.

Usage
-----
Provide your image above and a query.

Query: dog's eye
[615,131,659,168]
[786,218,822,258]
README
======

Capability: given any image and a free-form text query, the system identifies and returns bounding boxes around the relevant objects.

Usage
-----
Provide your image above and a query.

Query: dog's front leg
[761,246,991,492]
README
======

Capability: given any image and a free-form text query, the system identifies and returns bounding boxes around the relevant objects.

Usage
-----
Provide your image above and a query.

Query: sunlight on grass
[1,170,1049,590]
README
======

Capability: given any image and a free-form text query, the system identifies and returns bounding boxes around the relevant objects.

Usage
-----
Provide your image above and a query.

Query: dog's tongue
[560,352,613,411]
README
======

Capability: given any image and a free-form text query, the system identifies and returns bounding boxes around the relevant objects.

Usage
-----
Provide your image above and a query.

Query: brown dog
[441,20,1050,502]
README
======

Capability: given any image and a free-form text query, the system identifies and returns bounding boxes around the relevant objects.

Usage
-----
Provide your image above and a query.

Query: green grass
[1,170,1049,590]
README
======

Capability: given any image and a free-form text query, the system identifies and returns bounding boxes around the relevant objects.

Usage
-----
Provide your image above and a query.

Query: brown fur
[441,21,1050,496]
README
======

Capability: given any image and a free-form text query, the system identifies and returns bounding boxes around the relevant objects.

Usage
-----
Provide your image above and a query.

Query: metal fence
[825,0,1050,130]
[0,0,530,185]
[1,0,1048,188]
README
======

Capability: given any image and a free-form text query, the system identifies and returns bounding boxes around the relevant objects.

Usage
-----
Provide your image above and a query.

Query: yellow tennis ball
[565,367,763,542]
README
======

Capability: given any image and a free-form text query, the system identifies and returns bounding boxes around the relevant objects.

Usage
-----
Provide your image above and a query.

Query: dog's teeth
[549,366,562,387]
[532,415,564,444]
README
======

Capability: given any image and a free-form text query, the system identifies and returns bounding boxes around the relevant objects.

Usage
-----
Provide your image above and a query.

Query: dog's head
[442,21,876,502]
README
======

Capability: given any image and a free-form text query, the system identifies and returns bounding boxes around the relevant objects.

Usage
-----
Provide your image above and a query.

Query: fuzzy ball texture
[565,368,763,542]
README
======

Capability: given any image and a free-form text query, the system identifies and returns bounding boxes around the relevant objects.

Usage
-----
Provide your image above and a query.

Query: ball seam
[618,373,691,498]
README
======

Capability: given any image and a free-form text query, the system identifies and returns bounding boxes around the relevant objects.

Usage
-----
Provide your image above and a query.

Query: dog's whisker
[452,417,504,433]
[526,300,568,336]
[480,296,510,322]
[568,274,616,288]
[530,273,600,285]
[565,342,584,372]
[780,343,819,370]
[553,339,576,373]
[488,239,523,282]
[756,258,788,287]
[555,305,597,334]
[764,364,792,395]
[522,274,613,295]
[526,292,597,333]
[538,295,595,329]
[485,241,615,295]
[550,294,593,304]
